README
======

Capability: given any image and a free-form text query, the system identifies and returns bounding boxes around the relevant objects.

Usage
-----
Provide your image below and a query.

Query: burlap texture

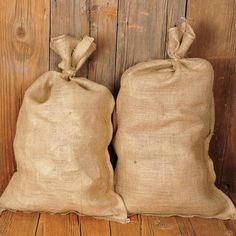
[0,35,128,223]
[113,21,236,219]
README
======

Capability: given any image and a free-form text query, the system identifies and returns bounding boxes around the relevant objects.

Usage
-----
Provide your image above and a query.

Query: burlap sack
[113,21,236,219]
[0,35,128,223]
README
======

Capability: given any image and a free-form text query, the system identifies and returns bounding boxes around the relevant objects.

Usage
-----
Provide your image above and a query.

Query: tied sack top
[0,35,129,223]
[113,20,236,219]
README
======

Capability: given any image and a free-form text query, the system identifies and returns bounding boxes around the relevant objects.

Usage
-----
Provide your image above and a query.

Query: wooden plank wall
[187,0,236,192]
[0,0,235,197]
[0,0,50,194]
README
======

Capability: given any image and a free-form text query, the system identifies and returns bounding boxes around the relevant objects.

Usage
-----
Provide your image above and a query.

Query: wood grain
[189,218,233,236]
[141,216,181,236]
[0,4,235,236]
[88,0,119,91]
[224,220,236,236]
[0,211,39,236]
[164,0,187,58]
[1,214,236,236]
[0,0,49,194]
[80,216,110,236]
[110,215,141,235]
[175,217,196,236]
[221,0,236,193]
[50,0,90,77]
[36,213,80,236]
[187,0,236,192]
[114,0,186,94]
[51,0,119,91]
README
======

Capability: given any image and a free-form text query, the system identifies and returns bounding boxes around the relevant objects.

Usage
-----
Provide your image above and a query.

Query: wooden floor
[0,211,236,236]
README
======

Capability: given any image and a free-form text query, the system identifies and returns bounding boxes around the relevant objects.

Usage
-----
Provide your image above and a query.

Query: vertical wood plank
[80,216,110,236]
[114,0,186,94]
[87,0,119,166]
[36,213,81,236]
[189,218,233,236]
[110,215,141,235]
[0,0,50,194]
[50,0,90,76]
[187,0,236,192]
[0,211,39,236]
[51,0,119,91]
[164,0,187,58]
[166,0,186,28]
[141,216,181,236]
[88,0,119,91]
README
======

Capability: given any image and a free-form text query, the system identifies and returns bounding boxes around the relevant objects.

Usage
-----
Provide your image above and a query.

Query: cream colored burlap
[0,35,128,223]
[113,21,236,219]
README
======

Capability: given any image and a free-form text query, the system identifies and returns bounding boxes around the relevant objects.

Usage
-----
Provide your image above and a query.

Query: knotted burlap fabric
[0,35,128,223]
[113,21,236,219]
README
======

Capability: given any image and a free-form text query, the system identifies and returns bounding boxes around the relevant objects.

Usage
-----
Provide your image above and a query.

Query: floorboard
[175,217,196,236]
[80,216,110,236]
[0,211,39,236]
[110,215,141,236]
[0,211,236,236]
[189,218,232,236]
[141,216,181,236]
[36,213,80,236]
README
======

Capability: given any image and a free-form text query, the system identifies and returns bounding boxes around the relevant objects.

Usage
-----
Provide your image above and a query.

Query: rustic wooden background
[0,0,235,197]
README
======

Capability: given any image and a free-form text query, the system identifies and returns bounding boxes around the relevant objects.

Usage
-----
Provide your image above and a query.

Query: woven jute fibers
[113,21,236,219]
[0,35,128,223]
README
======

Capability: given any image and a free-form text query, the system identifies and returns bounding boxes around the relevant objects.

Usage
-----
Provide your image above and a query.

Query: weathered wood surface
[0,211,39,236]
[0,0,49,194]
[80,216,110,236]
[110,215,141,235]
[189,218,233,236]
[114,0,186,94]
[187,0,236,192]
[88,0,119,91]
[1,212,236,236]
[50,0,90,76]
[0,0,235,224]
[141,216,182,236]
[36,213,81,236]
